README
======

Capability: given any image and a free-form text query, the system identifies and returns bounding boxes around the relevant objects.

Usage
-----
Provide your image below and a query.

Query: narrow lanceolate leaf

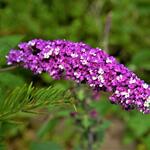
[0,83,73,121]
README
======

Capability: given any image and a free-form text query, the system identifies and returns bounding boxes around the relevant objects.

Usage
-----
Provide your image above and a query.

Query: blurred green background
[0,0,150,150]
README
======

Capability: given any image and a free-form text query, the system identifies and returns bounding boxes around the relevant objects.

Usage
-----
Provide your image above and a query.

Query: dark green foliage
[30,141,62,150]
[0,83,73,121]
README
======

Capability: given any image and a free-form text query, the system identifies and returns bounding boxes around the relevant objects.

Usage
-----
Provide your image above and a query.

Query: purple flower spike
[7,39,150,114]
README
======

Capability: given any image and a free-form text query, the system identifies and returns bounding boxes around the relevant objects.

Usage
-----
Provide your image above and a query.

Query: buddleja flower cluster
[7,39,150,114]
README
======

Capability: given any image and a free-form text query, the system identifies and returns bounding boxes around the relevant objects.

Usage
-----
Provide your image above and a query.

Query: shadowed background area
[0,0,150,150]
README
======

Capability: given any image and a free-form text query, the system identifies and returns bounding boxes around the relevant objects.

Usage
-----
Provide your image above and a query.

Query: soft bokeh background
[0,0,150,150]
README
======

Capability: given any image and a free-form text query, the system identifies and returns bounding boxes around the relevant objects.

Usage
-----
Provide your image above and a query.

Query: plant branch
[0,66,18,72]
[0,84,73,121]
[87,127,94,150]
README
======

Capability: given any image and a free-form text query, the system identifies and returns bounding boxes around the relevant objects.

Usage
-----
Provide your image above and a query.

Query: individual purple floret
[7,39,150,114]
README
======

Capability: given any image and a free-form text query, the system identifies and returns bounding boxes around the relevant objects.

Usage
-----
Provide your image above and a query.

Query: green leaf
[97,120,111,143]
[126,113,150,137]
[30,141,62,150]
[90,94,117,116]
[76,89,85,101]
[37,118,60,138]
[0,121,24,139]
[82,115,91,128]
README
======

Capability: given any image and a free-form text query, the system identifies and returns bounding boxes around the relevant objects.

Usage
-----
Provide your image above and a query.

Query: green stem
[103,11,112,52]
